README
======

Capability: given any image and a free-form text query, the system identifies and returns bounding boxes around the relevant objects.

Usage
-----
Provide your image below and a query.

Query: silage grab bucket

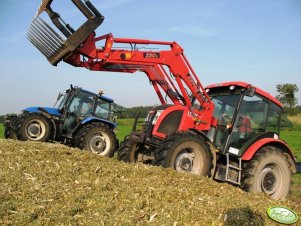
[28,0,104,66]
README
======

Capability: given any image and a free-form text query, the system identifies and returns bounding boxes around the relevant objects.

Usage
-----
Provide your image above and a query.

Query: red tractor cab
[206,82,284,155]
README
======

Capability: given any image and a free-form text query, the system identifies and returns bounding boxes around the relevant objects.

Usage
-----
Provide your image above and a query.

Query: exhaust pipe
[28,0,104,65]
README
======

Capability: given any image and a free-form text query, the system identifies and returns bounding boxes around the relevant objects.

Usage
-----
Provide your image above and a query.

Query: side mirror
[246,87,256,97]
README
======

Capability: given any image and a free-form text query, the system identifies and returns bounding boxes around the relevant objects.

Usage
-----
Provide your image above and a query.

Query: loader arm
[66,33,214,128]
[28,0,214,129]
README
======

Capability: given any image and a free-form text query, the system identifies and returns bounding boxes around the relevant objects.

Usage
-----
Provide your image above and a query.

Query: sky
[0,0,300,115]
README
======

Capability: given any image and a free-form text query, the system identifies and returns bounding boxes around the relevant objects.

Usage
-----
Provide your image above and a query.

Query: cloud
[168,24,217,38]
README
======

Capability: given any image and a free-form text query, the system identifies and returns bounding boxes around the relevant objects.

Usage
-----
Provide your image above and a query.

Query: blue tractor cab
[4,86,123,157]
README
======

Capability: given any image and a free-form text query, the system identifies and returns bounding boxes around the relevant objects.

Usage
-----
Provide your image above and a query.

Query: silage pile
[0,139,300,225]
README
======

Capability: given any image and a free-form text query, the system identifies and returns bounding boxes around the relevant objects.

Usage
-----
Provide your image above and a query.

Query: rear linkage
[28,0,104,66]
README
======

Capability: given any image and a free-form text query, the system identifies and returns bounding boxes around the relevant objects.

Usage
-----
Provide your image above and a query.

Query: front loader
[28,0,301,199]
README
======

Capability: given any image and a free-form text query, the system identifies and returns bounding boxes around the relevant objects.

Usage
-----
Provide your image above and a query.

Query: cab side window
[267,103,282,134]
[228,94,268,150]
[95,99,111,119]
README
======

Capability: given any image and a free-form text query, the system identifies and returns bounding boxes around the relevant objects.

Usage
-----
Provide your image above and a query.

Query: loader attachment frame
[28,0,104,66]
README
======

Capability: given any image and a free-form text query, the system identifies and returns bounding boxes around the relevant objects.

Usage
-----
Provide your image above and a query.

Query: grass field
[0,123,3,138]
[281,131,301,161]
[280,130,301,200]
[115,118,136,141]
[288,114,301,125]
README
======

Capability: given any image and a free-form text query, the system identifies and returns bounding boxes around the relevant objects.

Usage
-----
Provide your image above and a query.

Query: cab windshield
[210,93,241,149]
[67,90,95,116]
[211,94,241,125]
[95,98,111,119]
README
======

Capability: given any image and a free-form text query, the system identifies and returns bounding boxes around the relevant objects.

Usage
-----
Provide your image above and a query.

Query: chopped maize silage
[0,139,300,225]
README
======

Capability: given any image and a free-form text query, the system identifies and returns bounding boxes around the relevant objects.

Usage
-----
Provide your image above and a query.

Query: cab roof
[79,88,114,103]
[205,81,282,108]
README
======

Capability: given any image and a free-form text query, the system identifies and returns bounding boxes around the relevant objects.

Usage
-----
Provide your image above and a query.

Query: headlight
[152,110,164,125]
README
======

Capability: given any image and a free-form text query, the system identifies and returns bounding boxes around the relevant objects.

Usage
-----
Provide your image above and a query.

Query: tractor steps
[225,153,242,185]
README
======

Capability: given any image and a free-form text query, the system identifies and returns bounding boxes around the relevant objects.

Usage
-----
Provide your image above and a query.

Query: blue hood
[24,107,62,117]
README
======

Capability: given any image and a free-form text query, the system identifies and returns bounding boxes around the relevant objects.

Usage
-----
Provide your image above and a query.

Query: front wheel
[154,132,213,177]
[118,134,152,163]
[118,135,137,162]
[17,114,51,142]
[74,122,118,157]
[241,146,292,199]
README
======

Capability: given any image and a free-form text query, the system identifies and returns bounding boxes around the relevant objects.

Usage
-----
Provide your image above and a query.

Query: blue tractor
[4,85,122,157]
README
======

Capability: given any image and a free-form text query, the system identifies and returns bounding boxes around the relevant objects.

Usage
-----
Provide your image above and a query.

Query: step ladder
[225,153,242,185]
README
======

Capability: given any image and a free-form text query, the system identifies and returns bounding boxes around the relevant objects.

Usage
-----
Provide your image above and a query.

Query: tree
[276,83,299,115]
[0,115,5,123]
[124,106,154,118]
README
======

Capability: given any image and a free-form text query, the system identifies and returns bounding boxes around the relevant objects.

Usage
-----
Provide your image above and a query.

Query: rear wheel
[74,122,117,157]
[154,132,213,176]
[241,146,292,199]
[18,114,51,142]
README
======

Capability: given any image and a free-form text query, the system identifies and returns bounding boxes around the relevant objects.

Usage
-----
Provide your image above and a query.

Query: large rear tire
[154,132,213,177]
[118,133,152,163]
[74,122,118,157]
[17,114,51,142]
[241,146,292,199]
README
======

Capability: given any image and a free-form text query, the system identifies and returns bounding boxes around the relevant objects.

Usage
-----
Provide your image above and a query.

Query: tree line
[115,106,154,119]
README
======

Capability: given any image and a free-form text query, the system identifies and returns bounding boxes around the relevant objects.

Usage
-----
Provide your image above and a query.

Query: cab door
[62,91,95,135]
[225,94,269,155]
[211,94,241,150]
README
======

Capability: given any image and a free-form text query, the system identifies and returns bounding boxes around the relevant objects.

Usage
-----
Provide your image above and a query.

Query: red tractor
[28,0,300,199]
